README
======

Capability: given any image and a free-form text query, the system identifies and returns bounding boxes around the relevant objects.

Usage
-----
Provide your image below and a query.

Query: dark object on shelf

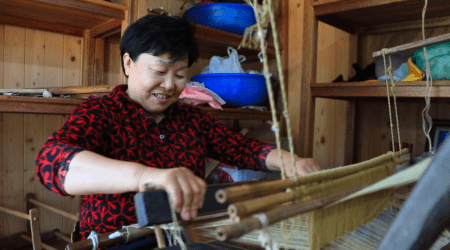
[377,138,450,250]
[348,63,376,82]
[333,75,344,82]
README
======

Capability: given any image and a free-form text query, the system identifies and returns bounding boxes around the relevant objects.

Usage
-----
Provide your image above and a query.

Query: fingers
[157,167,206,221]
[287,157,322,177]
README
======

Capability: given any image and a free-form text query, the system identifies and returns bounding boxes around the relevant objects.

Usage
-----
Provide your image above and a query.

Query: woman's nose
[161,76,175,90]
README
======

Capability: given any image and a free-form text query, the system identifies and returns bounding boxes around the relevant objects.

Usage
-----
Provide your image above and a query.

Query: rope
[421,0,434,153]
[242,0,299,184]
[168,194,187,250]
[242,0,290,182]
[381,49,400,159]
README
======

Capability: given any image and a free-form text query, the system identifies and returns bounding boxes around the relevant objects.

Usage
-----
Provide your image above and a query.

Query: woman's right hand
[138,167,207,221]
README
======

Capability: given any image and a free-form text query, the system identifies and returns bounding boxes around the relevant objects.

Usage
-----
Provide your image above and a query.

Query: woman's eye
[156,71,166,75]
[176,75,185,79]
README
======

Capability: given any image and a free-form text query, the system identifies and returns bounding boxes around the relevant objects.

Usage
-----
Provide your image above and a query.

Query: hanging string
[168,194,187,250]
[421,0,434,153]
[241,0,300,185]
[266,0,299,183]
[388,55,402,153]
[242,0,289,181]
[381,49,399,158]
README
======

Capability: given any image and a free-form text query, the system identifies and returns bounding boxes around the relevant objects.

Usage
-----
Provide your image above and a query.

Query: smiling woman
[123,53,189,122]
[34,14,321,248]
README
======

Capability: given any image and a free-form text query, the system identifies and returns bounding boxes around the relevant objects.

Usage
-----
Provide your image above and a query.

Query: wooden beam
[0,96,81,114]
[372,32,450,57]
[82,30,95,86]
[31,0,126,19]
[29,208,42,250]
[313,0,410,16]
[362,16,450,34]
[90,18,122,38]
[0,14,83,37]
[94,38,105,86]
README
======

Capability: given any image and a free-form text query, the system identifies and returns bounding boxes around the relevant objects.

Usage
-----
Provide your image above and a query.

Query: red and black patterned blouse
[35,84,275,239]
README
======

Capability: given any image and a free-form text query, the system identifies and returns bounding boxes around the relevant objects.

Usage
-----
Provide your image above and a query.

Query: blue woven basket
[184,3,256,35]
[191,73,269,107]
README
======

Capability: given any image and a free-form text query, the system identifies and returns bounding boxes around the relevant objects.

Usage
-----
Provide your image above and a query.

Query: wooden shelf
[311,81,450,98]
[313,0,450,33]
[0,95,274,120]
[0,96,82,114]
[194,24,277,61]
[198,106,274,120]
[0,0,127,37]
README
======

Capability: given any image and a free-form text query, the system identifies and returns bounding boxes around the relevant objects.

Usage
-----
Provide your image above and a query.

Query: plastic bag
[202,46,246,74]
[179,81,226,109]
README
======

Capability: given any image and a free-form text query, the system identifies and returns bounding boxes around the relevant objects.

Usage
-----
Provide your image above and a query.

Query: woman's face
[123,52,189,122]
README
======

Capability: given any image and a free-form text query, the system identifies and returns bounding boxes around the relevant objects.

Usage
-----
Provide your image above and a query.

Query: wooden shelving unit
[293,0,450,160]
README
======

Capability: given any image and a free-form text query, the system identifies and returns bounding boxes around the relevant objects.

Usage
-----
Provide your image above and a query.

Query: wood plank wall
[0,25,84,238]
[313,22,353,168]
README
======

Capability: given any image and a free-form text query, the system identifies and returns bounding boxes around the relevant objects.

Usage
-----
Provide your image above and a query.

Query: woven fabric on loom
[198,205,450,250]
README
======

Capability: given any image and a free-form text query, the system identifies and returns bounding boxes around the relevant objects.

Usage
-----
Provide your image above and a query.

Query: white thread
[271,123,280,133]
[42,90,52,98]
[108,231,123,239]
[168,194,187,250]
[87,230,99,250]
[253,213,269,228]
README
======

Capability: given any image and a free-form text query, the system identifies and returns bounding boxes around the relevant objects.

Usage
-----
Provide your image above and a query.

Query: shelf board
[198,106,274,120]
[194,24,277,61]
[313,0,450,33]
[0,96,82,114]
[0,0,127,37]
[311,81,450,98]
[0,95,274,120]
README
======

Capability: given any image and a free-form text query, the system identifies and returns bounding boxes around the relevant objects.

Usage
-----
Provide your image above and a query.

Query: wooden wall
[313,22,353,168]
[0,25,84,238]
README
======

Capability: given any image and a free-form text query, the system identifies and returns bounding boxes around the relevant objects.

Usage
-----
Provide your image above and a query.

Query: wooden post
[29,208,42,250]
[288,0,318,157]
[94,38,105,86]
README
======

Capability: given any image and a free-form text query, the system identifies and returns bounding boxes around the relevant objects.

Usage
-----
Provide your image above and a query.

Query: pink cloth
[180,82,225,109]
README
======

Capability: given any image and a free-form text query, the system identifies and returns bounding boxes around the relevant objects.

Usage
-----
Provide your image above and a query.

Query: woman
[35,14,320,242]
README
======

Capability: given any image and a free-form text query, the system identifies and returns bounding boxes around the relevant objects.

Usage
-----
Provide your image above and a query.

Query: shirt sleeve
[202,112,276,172]
[35,98,109,196]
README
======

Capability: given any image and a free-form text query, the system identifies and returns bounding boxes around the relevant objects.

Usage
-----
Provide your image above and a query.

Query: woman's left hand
[286,157,321,177]
[266,149,322,177]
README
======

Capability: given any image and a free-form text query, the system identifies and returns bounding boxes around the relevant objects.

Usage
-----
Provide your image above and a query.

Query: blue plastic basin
[190,73,269,107]
[183,3,256,35]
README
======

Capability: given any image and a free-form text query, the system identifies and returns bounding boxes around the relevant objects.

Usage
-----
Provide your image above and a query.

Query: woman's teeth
[154,94,168,99]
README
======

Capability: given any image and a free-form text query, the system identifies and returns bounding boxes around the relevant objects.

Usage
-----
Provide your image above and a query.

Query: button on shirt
[35,84,275,240]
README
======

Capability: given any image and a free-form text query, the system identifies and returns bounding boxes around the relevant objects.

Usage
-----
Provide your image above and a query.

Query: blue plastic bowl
[191,73,269,107]
[183,3,256,35]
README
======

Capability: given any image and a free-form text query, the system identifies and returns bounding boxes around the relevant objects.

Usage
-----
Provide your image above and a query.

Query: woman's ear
[123,53,132,77]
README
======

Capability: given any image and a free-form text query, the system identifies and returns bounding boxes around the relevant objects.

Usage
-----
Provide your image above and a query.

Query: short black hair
[120,14,199,76]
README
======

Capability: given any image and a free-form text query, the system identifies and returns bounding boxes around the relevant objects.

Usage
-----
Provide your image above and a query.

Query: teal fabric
[414,42,450,80]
